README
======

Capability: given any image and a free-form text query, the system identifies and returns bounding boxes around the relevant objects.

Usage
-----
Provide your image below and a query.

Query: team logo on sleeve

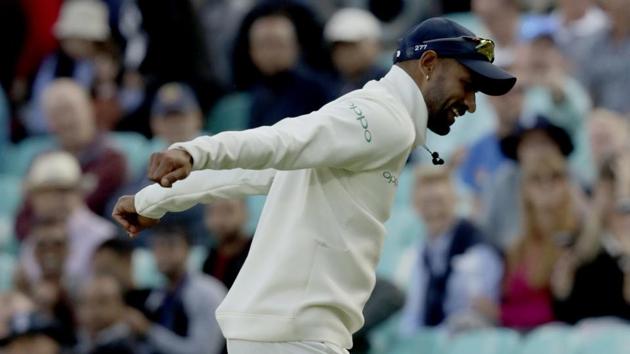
[348,102,372,143]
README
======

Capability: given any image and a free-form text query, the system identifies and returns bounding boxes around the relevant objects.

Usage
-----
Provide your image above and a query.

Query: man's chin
[427,124,451,136]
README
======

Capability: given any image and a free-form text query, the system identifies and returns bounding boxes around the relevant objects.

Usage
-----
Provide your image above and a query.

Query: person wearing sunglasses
[112,17,516,354]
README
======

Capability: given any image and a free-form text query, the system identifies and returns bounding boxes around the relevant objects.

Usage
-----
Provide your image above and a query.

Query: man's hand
[112,195,159,237]
[148,149,193,188]
[124,307,152,336]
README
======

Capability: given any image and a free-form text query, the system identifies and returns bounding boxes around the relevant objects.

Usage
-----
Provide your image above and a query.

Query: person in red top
[500,150,579,329]
[202,199,252,289]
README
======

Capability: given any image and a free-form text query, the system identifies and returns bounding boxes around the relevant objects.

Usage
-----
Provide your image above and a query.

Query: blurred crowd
[0,0,630,353]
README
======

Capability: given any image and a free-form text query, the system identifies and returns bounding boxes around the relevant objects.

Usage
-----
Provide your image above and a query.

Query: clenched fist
[148,148,193,188]
[112,195,159,236]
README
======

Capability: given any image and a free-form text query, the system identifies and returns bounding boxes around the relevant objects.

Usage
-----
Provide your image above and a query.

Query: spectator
[551,150,630,324]
[244,11,334,128]
[114,0,223,136]
[75,274,140,354]
[471,0,521,64]
[124,224,226,354]
[91,43,124,131]
[498,151,579,330]
[400,166,502,332]
[42,79,127,216]
[149,83,204,146]
[92,238,152,315]
[587,109,629,174]
[25,0,110,135]
[517,36,592,184]
[324,8,387,94]
[550,0,609,59]
[231,1,333,91]
[202,199,252,289]
[574,0,630,113]
[17,151,115,293]
[13,218,76,345]
[481,117,577,249]
[0,313,67,354]
[107,82,206,244]
[458,74,525,198]
[0,292,35,339]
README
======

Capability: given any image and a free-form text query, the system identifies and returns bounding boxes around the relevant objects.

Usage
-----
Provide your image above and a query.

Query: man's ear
[419,50,439,78]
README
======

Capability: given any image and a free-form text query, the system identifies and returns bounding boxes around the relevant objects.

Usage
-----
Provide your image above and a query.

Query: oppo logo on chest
[348,102,372,143]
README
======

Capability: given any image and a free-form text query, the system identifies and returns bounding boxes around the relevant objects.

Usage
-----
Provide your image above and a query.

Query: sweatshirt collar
[379,65,429,147]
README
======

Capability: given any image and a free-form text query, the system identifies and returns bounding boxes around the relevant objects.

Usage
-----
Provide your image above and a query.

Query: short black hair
[152,223,192,245]
[95,237,134,258]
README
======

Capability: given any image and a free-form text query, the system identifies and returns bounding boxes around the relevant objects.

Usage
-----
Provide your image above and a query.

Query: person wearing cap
[106,82,207,246]
[150,83,204,147]
[480,116,578,250]
[113,17,516,354]
[324,8,388,94]
[17,151,115,295]
[24,0,110,136]
[123,224,227,354]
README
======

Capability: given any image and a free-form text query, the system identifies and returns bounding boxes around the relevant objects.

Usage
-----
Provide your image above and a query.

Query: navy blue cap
[394,17,516,96]
[151,83,201,117]
[500,115,574,161]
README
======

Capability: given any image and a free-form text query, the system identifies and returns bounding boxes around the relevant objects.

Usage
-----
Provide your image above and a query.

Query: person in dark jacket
[202,199,252,289]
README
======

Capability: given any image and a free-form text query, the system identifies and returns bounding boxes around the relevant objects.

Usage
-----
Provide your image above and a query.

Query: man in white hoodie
[112,17,516,354]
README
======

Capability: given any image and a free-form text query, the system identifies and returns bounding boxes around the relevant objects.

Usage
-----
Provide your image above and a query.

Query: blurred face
[600,0,630,23]
[205,200,247,243]
[29,188,81,222]
[588,110,628,165]
[522,156,569,212]
[152,235,188,279]
[249,15,299,76]
[5,335,59,354]
[92,249,132,289]
[78,276,124,335]
[414,178,458,236]
[472,0,514,19]
[516,130,562,162]
[151,112,202,145]
[33,223,68,279]
[43,83,97,151]
[60,38,96,60]
[422,58,477,135]
[331,40,380,79]
[557,0,591,20]
[489,81,525,135]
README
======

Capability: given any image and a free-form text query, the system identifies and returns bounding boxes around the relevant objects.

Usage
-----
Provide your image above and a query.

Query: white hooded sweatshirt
[134,65,428,349]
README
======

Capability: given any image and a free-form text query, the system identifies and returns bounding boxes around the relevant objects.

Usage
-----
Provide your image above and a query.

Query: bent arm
[135,168,276,219]
[171,96,414,172]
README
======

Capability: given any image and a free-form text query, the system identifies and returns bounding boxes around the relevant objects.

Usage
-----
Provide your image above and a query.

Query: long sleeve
[135,168,276,219]
[170,95,415,173]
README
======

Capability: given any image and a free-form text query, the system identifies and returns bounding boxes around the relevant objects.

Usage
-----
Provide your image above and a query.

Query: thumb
[160,167,188,187]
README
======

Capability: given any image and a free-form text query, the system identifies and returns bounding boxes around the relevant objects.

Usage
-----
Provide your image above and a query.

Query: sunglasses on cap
[397,36,496,63]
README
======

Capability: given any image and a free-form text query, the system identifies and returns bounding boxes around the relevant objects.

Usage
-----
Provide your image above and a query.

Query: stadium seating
[108,131,150,181]
[206,93,252,134]
[0,174,22,217]
[3,136,55,177]
[442,328,521,354]
[518,324,572,354]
